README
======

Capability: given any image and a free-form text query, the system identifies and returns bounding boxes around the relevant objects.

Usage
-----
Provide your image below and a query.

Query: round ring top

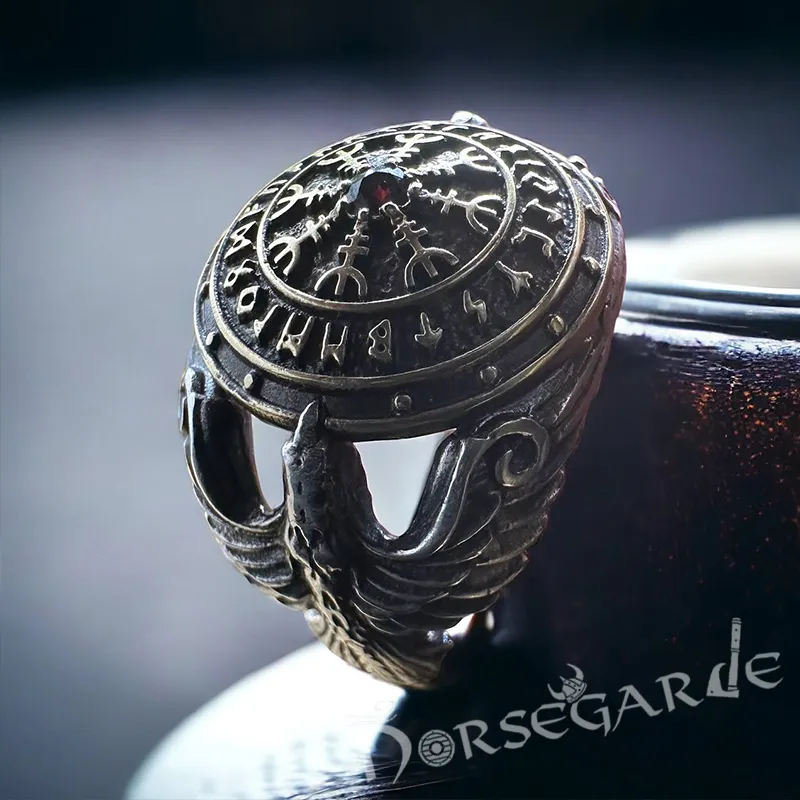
[194,116,623,438]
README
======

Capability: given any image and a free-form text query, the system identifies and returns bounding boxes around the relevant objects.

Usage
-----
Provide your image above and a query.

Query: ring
[179,110,626,689]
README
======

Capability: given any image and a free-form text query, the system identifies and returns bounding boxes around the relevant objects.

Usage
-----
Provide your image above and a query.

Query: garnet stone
[347,167,409,211]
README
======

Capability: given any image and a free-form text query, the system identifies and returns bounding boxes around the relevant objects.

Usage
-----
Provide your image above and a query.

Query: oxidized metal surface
[181,112,626,689]
[194,114,621,438]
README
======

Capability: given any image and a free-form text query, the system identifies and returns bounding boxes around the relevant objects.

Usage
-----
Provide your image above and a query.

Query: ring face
[196,120,618,438]
[182,113,626,690]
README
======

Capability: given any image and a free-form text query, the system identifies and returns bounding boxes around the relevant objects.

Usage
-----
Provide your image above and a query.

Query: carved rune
[314,209,370,298]
[524,198,563,224]
[278,313,314,358]
[223,262,255,294]
[459,146,495,173]
[317,141,366,174]
[496,260,534,296]
[519,168,559,195]
[512,226,556,257]
[410,182,502,235]
[368,319,392,362]
[271,180,349,221]
[382,202,459,289]
[269,201,344,276]
[463,290,488,324]
[414,312,443,350]
[321,322,348,367]
[224,221,258,260]
[391,132,446,161]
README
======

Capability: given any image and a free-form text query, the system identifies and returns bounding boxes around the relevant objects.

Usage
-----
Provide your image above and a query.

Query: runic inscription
[206,120,582,388]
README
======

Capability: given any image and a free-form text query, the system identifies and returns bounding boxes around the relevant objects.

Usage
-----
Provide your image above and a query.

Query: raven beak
[293,399,327,446]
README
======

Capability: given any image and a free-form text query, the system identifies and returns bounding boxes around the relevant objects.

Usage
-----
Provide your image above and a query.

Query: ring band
[180,111,626,689]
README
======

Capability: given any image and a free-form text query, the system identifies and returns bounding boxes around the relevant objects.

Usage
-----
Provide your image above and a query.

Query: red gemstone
[371,181,393,205]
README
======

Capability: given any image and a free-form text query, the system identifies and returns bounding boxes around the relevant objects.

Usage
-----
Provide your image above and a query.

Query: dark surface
[128,286,800,800]
[1,65,799,799]
[3,1,800,95]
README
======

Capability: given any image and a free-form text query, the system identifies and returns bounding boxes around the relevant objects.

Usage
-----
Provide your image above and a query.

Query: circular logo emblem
[417,729,456,768]
[195,119,617,437]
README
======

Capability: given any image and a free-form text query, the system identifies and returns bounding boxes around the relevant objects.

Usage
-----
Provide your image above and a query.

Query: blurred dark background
[1,2,798,799]
[2,1,800,96]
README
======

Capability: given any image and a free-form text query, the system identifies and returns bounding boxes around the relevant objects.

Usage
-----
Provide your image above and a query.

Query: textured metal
[180,112,626,689]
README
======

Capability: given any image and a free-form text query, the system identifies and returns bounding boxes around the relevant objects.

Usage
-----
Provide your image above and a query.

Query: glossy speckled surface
[503,318,800,674]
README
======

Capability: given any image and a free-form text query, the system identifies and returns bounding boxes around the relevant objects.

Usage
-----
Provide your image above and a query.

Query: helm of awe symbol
[196,118,617,438]
[264,131,510,304]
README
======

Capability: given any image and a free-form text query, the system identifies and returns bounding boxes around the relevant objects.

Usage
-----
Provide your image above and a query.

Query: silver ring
[180,110,626,689]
